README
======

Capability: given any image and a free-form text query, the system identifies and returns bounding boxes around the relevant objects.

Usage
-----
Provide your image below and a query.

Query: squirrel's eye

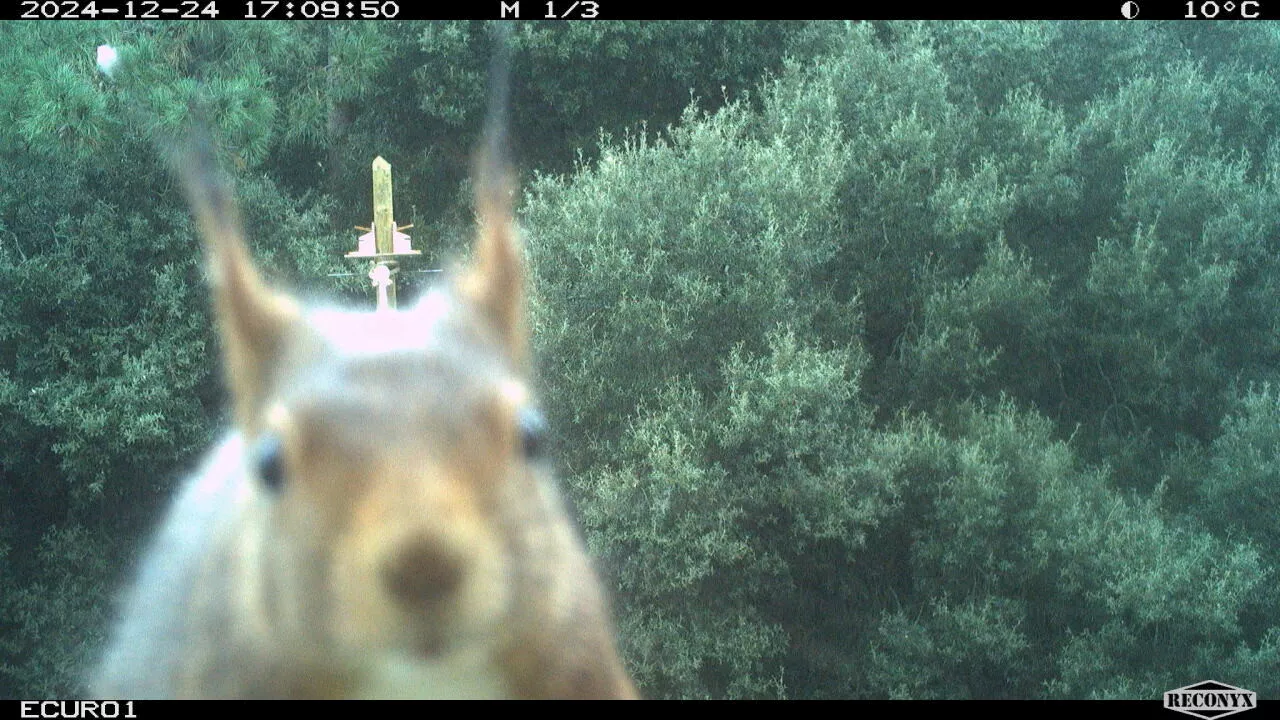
[251,433,286,492]
[519,407,548,460]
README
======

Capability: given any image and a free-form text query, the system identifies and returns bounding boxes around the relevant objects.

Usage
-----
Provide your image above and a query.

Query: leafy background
[0,21,1277,699]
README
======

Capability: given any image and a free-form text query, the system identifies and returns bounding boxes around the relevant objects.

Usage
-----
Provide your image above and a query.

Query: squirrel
[90,70,637,700]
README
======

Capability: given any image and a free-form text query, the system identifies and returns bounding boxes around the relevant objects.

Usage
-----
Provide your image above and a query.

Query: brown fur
[91,135,637,699]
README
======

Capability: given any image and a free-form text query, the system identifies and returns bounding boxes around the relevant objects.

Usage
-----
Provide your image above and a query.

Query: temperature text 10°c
[1184,0,1263,17]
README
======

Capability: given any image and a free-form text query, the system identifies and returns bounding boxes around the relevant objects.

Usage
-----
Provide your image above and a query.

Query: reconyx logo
[1164,681,1257,719]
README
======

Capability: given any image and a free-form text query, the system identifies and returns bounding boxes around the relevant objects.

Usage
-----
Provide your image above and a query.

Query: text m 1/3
[497,1,601,18]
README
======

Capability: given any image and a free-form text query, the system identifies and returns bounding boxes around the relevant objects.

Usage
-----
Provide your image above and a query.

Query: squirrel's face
[241,289,551,683]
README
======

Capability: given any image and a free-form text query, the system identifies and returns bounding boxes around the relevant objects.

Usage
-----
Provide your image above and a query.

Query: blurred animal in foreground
[91,102,637,700]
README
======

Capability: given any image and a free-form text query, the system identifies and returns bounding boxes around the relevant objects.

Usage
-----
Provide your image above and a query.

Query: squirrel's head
[180,134,581,696]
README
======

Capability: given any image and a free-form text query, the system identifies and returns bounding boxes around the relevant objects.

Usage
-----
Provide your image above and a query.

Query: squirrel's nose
[382,534,467,610]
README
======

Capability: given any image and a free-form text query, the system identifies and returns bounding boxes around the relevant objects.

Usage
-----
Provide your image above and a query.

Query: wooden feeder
[346,156,420,311]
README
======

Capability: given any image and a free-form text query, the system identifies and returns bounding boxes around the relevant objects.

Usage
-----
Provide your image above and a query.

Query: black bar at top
[6,0,1274,20]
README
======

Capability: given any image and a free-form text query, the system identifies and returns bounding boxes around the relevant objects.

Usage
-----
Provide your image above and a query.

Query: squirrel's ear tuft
[459,25,527,368]
[178,127,299,434]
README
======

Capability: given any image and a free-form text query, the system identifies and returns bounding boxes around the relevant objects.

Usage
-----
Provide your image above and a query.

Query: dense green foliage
[1,21,1278,699]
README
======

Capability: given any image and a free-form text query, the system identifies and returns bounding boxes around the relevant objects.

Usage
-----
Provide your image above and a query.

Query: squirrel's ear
[458,31,526,369]
[180,131,299,435]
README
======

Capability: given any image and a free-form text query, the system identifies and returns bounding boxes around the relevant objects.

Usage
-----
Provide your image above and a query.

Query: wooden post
[372,157,394,255]
[371,156,396,309]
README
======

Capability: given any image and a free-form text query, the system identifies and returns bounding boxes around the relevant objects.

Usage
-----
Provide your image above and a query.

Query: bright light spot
[96,44,119,78]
